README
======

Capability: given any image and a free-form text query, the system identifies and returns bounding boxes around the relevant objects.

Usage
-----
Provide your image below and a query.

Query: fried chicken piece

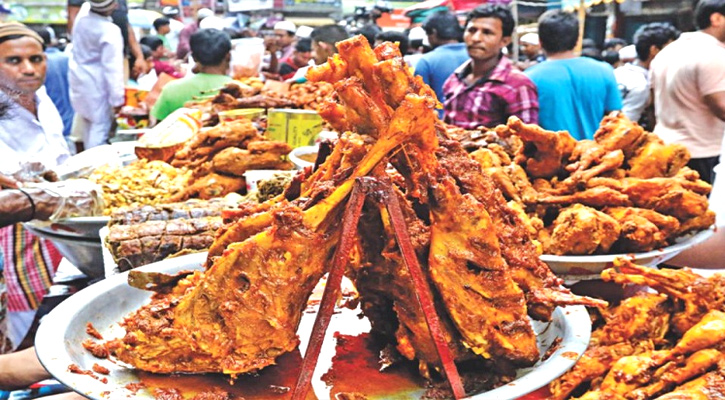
[504,116,577,179]
[584,176,711,221]
[654,367,725,400]
[558,145,624,192]
[168,173,246,202]
[593,111,645,154]
[549,342,637,400]
[593,293,672,346]
[538,186,632,208]
[630,349,724,399]
[210,145,293,177]
[603,259,725,335]
[626,132,690,179]
[677,210,716,236]
[604,207,681,252]
[546,204,621,255]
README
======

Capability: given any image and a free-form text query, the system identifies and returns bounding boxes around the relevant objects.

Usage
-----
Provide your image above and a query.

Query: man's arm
[704,91,725,121]
[0,347,51,390]
[126,23,145,77]
[0,188,60,228]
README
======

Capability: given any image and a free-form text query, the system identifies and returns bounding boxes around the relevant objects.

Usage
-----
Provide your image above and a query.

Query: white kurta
[0,87,70,173]
[69,6,125,123]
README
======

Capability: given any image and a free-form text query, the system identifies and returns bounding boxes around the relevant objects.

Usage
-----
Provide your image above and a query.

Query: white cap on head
[274,20,297,34]
[520,33,539,45]
[619,44,636,60]
[199,15,225,30]
[197,8,213,20]
[408,26,429,47]
[296,25,313,38]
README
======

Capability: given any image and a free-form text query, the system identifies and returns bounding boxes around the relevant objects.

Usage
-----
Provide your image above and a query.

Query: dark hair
[375,30,409,55]
[33,27,51,46]
[153,17,170,31]
[223,27,242,39]
[538,10,579,53]
[310,24,350,47]
[602,37,626,50]
[601,50,619,66]
[633,22,680,61]
[295,37,312,53]
[581,47,603,61]
[140,35,164,51]
[422,11,462,41]
[140,44,152,59]
[465,4,515,37]
[582,38,599,50]
[352,24,381,46]
[695,0,725,29]
[190,28,232,66]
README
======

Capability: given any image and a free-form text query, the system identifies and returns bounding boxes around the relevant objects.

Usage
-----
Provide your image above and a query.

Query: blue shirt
[44,48,74,137]
[414,42,469,111]
[525,57,622,140]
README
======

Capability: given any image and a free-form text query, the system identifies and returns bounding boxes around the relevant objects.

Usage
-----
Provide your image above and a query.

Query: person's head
[196,8,213,24]
[140,44,153,72]
[538,10,579,54]
[292,37,312,66]
[519,32,540,59]
[190,28,231,68]
[463,4,515,64]
[33,27,51,47]
[88,0,118,16]
[352,24,381,47]
[0,22,46,96]
[153,17,171,35]
[581,47,603,61]
[274,20,297,49]
[633,22,680,63]
[375,30,409,55]
[140,35,164,59]
[162,6,180,20]
[602,37,626,52]
[695,0,725,40]
[582,38,599,50]
[310,24,349,65]
[601,50,620,67]
[422,10,462,48]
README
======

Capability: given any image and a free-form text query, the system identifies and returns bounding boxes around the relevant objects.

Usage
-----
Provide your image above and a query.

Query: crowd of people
[0,0,724,397]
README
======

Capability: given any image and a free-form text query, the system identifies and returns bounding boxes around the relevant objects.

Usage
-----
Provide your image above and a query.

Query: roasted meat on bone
[107,35,603,381]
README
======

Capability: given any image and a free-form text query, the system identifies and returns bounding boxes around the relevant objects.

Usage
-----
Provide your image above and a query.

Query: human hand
[0,173,18,189]
[132,57,146,77]
[25,179,104,220]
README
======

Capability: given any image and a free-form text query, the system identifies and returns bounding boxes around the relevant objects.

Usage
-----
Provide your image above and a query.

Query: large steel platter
[36,252,591,400]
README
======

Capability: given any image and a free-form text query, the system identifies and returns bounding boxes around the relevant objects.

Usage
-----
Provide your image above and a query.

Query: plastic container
[289,146,319,170]
[230,37,265,79]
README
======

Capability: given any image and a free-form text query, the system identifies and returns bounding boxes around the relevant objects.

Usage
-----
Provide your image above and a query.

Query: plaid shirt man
[442,55,539,129]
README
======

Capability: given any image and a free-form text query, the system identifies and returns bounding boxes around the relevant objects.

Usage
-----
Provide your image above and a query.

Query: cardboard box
[267,109,324,148]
